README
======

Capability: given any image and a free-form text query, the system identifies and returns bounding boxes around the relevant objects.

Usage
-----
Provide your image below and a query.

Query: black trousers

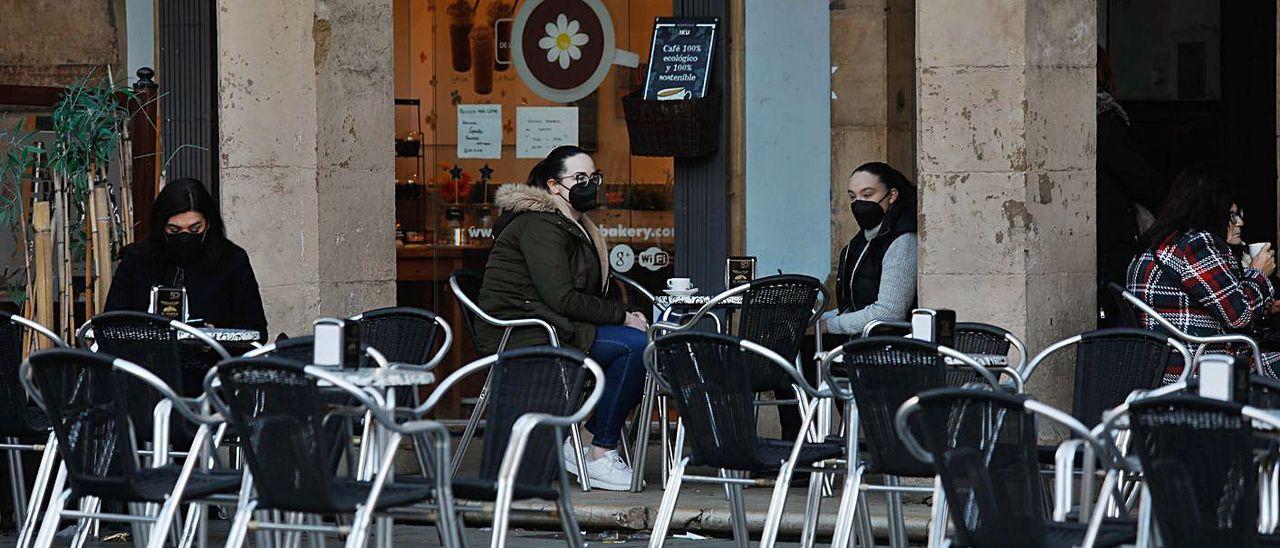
[777,333,852,441]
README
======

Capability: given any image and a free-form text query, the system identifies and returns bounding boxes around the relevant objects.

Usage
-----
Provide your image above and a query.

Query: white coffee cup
[666,277,692,291]
[1249,242,1269,259]
[656,87,692,101]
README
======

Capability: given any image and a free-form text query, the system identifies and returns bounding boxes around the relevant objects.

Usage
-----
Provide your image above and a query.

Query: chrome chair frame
[205,359,461,548]
[645,337,835,548]
[347,308,453,371]
[630,277,830,493]
[861,318,1030,374]
[895,389,1128,548]
[412,351,606,548]
[21,353,230,548]
[1,314,67,548]
[820,339,1007,548]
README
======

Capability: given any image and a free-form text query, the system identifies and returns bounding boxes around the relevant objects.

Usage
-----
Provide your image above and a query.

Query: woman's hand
[1251,243,1276,277]
[1270,300,1280,315]
[623,311,649,331]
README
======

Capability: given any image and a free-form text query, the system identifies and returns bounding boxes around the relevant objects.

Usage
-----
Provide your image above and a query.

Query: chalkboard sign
[642,18,718,101]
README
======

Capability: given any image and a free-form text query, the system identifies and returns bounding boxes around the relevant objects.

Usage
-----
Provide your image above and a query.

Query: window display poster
[517,106,579,158]
[457,104,503,159]
[643,17,718,100]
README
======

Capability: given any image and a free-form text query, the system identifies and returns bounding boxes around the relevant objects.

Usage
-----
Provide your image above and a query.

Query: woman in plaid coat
[1127,166,1280,377]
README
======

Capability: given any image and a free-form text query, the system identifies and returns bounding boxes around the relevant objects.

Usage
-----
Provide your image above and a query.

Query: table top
[831,353,1008,368]
[82,326,260,343]
[653,294,742,308]
[319,367,435,388]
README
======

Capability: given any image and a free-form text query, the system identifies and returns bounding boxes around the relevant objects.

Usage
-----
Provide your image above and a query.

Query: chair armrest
[170,320,232,360]
[611,271,658,306]
[1052,439,1086,522]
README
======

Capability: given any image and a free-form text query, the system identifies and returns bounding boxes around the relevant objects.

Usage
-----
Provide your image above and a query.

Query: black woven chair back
[354,307,442,365]
[838,336,950,477]
[735,274,821,391]
[260,336,316,364]
[0,313,41,435]
[1129,395,1257,547]
[913,388,1047,548]
[1072,328,1181,426]
[651,332,767,471]
[28,348,142,500]
[450,269,486,354]
[1249,375,1280,408]
[215,357,338,513]
[81,312,187,438]
[478,346,589,487]
[953,323,1012,356]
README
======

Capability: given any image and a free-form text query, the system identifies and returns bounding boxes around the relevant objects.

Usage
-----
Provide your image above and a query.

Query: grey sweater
[822,228,918,335]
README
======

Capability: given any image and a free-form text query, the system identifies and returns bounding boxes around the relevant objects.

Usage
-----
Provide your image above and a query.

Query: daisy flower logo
[538,13,589,69]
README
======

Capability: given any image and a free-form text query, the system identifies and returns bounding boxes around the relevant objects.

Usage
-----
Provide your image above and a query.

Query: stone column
[828,0,915,277]
[916,0,1096,410]
[217,0,395,336]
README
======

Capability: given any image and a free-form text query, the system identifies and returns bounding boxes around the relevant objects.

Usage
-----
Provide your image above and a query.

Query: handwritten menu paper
[457,105,502,159]
[517,107,578,158]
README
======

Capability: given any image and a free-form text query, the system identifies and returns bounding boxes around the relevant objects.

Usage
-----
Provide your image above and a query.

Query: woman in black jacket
[104,177,267,340]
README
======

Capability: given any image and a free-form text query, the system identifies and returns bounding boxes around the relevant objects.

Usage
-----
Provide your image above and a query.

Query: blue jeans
[584,324,649,449]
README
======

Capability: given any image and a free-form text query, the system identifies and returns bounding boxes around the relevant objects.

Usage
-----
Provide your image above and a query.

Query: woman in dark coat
[475,145,648,491]
[104,177,268,340]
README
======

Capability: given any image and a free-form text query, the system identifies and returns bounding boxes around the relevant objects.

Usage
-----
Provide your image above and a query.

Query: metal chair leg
[647,456,688,548]
[33,481,70,548]
[16,433,57,548]
[5,439,27,526]
[799,470,825,548]
[855,491,875,548]
[884,475,907,548]
[657,394,670,487]
[830,465,866,548]
[928,476,948,548]
[224,499,257,548]
[569,424,591,491]
[727,483,750,548]
[629,373,658,492]
[450,371,493,476]
[556,463,585,548]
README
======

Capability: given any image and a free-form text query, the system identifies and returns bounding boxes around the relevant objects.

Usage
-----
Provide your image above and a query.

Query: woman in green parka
[475,145,649,491]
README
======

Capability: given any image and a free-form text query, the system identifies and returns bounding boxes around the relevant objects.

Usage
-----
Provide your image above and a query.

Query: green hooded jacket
[474,183,626,352]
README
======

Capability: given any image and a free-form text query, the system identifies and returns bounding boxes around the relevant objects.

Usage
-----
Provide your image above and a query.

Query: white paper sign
[516,107,578,158]
[457,105,502,159]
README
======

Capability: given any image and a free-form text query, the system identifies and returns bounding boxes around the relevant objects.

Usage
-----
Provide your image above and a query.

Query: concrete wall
[916,0,1097,413]
[0,0,127,86]
[217,0,395,336]
[743,1,831,279]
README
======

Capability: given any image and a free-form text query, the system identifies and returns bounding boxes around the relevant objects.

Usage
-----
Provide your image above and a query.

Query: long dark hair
[145,177,227,264]
[852,161,918,228]
[1138,166,1235,250]
[525,145,588,189]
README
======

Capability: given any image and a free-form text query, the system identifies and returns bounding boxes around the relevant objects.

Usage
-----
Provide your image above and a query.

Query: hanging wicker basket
[622,89,720,158]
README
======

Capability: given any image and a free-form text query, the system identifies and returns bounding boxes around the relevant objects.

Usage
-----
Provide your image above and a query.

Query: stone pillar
[828,0,914,277]
[217,0,395,336]
[916,0,1096,410]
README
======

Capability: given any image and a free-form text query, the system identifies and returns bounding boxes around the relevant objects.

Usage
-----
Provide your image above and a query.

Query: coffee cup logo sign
[511,0,640,103]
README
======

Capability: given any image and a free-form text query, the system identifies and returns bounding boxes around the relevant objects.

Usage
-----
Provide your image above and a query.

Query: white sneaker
[562,438,585,473]
[580,450,634,491]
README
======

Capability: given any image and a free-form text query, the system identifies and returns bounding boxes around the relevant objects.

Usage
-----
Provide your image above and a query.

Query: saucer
[662,288,699,297]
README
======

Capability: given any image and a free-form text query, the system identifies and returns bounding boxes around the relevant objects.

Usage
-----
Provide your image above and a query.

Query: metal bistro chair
[410,346,606,548]
[631,274,828,492]
[1093,393,1280,547]
[645,332,842,548]
[0,313,67,547]
[895,387,1138,548]
[75,311,231,453]
[207,356,457,548]
[820,336,1011,548]
[1110,282,1265,370]
[23,348,239,548]
[349,306,452,371]
[862,319,1030,374]
[447,269,593,490]
[1023,328,1193,427]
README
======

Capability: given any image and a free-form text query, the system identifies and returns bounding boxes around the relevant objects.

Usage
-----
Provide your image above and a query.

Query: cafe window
[392,0,676,375]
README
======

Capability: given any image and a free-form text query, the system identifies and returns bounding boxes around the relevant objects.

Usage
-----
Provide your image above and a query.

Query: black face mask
[565,181,600,213]
[851,195,889,230]
[164,232,208,265]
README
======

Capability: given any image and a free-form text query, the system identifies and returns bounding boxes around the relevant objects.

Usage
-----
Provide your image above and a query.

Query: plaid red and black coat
[1126,229,1279,377]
